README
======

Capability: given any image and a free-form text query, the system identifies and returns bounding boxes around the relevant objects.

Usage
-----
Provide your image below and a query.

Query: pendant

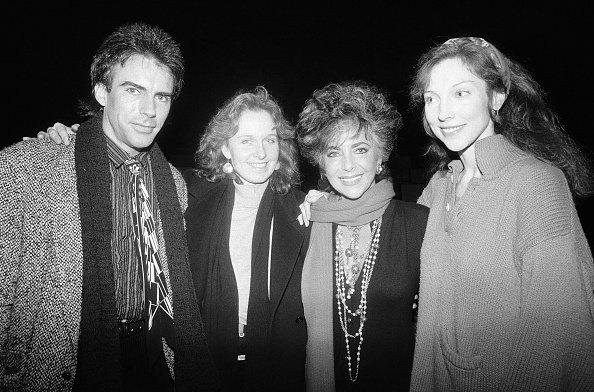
[345,248,353,258]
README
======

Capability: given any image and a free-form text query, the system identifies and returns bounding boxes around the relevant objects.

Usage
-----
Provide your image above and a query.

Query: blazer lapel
[268,193,306,318]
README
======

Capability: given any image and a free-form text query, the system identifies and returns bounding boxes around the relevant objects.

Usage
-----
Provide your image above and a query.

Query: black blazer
[185,176,309,391]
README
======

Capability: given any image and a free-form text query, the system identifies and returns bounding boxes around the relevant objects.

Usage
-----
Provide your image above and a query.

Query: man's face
[94,54,174,156]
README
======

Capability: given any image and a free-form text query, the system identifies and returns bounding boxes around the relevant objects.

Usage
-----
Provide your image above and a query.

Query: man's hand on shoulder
[22,122,79,146]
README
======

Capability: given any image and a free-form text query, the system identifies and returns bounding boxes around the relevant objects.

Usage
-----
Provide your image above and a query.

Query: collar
[232,180,269,208]
[105,135,150,168]
[447,134,527,175]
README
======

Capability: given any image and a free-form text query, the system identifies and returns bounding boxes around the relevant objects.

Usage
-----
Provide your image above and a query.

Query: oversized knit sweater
[410,135,594,391]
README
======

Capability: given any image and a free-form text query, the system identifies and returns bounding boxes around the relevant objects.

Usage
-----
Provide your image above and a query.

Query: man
[0,23,218,391]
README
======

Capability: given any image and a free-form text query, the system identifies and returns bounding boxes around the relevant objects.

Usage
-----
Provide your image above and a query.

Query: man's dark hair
[81,23,184,116]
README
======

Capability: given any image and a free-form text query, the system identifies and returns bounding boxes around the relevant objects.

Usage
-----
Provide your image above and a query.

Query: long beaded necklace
[335,217,382,383]
[341,225,366,293]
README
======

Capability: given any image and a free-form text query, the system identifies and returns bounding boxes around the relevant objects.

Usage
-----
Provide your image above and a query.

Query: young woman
[185,86,309,391]
[409,37,594,391]
[297,81,428,391]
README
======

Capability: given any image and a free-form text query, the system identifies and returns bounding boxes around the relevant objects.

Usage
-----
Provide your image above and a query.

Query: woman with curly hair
[297,80,429,391]
[409,37,594,391]
[185,86,310,391]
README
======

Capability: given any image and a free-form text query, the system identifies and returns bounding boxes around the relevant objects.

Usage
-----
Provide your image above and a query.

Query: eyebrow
[352,141,371,148]
[327,140,371,150]
[452,80,475,87]
[424,80,475,94]
[236,132,278,140]
[119,81,173,97]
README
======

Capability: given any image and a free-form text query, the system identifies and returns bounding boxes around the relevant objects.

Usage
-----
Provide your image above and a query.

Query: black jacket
[185,176,309,391]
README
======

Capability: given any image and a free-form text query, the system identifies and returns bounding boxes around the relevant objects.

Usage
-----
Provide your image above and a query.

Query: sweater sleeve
[503,164,594,391]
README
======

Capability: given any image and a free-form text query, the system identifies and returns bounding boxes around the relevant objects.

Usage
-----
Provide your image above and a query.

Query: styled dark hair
[410,37,593,197]
[81,23,184,116]
[297,80,401,185]
[194,86,300,194]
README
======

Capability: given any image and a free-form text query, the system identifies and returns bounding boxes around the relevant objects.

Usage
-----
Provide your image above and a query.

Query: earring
[222,160,234,174]
[376,162,384,175]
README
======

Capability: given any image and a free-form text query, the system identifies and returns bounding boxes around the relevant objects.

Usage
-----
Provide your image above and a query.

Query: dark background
[3,1,592,243]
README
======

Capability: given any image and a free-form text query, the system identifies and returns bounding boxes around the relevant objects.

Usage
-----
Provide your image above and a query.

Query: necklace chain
[341,224,373,290]
[335,217,382,383]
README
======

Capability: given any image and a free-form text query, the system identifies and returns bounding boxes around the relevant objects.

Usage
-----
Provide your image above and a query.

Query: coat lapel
[73,116,121,389]
[268,192,306,318]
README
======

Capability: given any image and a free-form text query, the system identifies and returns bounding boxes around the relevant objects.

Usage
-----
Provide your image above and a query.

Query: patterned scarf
[125,157,175,368]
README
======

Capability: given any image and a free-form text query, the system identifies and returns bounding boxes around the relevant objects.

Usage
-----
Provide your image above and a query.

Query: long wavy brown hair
[410,37,593,197]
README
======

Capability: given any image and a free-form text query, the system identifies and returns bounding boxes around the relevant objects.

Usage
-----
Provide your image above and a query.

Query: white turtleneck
[229,180,270,329]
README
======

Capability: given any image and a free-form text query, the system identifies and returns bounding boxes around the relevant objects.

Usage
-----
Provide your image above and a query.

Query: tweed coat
[0,137,187,391]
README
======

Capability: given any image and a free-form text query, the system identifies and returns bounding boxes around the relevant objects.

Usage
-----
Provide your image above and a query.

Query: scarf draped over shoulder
[301,180,394,391]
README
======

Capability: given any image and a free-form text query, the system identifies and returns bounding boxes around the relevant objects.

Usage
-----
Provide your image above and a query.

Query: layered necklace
[335,217,382,382]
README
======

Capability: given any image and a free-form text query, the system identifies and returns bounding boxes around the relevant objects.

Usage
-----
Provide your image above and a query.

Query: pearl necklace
[335,217,382,383]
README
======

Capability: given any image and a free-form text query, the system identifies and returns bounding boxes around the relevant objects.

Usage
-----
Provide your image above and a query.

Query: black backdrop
[3,1,592,242]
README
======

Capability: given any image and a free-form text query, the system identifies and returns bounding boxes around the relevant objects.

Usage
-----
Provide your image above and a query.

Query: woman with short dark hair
[297,80,428,391]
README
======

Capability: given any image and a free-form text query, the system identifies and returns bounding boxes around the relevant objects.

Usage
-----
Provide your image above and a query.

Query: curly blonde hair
[194,86,300,194]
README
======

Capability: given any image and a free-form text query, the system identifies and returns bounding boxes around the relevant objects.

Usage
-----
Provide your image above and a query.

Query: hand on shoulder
[22,122,79,146]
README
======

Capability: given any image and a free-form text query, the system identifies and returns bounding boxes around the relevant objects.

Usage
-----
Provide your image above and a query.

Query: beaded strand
[335,217,382,382]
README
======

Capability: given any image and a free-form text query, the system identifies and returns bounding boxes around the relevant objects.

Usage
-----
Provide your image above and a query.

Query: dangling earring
[376,162,384,175]
[320,172,326,181]
[222,160,234,174]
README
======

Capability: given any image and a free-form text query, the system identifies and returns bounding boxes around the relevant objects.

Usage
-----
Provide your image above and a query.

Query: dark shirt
[106,136,157,321]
